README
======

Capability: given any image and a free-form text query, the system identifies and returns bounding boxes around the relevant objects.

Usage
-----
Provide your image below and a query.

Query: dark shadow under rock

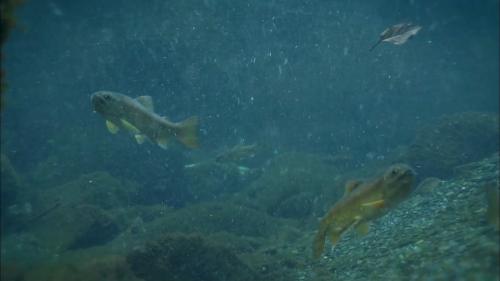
[127,233,259,281]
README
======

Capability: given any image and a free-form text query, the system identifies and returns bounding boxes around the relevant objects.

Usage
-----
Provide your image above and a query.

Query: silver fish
[91,91,199,149]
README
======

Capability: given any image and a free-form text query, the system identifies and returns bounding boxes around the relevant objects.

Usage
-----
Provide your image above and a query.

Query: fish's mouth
[398,168,416,182]
[90,92,110,112]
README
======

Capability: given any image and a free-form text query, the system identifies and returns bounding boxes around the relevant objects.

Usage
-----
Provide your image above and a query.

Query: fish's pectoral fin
[361,199,386,209]
[120,119,140,134]
[134,134,147,144]
[312,232,326,259]
[106,120,120,134]
[135,95,154,112]
[344,180,363,196]
[156,136,170,149]
[354,222,370,236]
[328,231,341,245]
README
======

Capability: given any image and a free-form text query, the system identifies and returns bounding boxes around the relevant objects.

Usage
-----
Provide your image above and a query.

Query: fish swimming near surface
[91,90,199,149]
[313,163,416,259]
[370,22,422,51]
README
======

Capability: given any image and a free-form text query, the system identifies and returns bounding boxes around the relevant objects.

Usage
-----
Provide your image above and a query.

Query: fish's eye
[391,168,399,176]
[104,95,111,100]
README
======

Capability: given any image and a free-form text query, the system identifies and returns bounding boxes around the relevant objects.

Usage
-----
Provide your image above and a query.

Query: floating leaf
[370,22,422,51]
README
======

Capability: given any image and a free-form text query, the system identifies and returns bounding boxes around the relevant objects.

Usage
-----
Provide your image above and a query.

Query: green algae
[127,233,258,281]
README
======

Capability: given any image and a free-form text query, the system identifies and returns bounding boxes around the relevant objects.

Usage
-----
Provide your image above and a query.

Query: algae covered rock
[127,233,259,281]
[271,191,315,218]
[65,204,121,250]
[36,171,138,210]
[185,161,258,202]
[4,255,141,281]
[239,152,342,219]
[405,112,499,178]
[27,203,122,251]
[149,202,281,237]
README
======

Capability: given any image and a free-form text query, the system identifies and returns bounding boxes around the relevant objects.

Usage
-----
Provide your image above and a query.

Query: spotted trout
[313,163,415,259]
[91,90,198,149]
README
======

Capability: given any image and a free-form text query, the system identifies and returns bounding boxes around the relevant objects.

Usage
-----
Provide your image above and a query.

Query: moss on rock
[149,202,282,237]
[405,112,499,178]
[127,233,259,281]
[238,152,343,219]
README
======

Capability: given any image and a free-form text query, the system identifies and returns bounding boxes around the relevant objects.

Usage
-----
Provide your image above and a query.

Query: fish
[91,90,199,149]
[215,143,258,163]
[312,163,416,259]
[370,22,422,51]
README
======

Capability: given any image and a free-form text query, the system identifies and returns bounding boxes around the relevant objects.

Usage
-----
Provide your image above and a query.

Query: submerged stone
[127,233,259,281]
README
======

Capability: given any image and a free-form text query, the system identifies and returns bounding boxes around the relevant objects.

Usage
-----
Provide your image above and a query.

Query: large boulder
[148,202,282,237]
[127,233,259,281]
[65,204,122,250]
[34,171,139,211]
[236,152,344,219]
[405,112,499,178]
[184,161,260,202]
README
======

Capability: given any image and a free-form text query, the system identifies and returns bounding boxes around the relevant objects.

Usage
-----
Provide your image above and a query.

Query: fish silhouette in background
[370,22,422,51]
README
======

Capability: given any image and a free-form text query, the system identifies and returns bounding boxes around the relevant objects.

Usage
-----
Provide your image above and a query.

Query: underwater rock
[127,233,258,281]
[238,152,343,219]
[65,204,121,250]
[35,171,138,211]
[185,161,259,202]
[18,203,122,251]
[1,262,25,281]
[405,112,499,178]
[271,192,315,218]
[148,202,281,237]
[8,255,140,281]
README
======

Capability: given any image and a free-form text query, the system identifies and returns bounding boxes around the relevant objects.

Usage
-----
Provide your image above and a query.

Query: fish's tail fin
[312,233,326,260]
[312,222,329,260]
[176,116,199,149]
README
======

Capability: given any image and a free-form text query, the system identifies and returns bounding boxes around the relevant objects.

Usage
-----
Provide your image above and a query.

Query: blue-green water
[1,1,499,280]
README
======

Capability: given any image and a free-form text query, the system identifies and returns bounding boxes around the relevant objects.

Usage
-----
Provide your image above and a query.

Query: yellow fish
[313,164,415,259]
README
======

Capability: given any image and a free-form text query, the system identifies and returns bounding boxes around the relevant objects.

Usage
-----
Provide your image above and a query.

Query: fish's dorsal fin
[106,120,120,134]
[135,95,154,112]
[344,180,363,196]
